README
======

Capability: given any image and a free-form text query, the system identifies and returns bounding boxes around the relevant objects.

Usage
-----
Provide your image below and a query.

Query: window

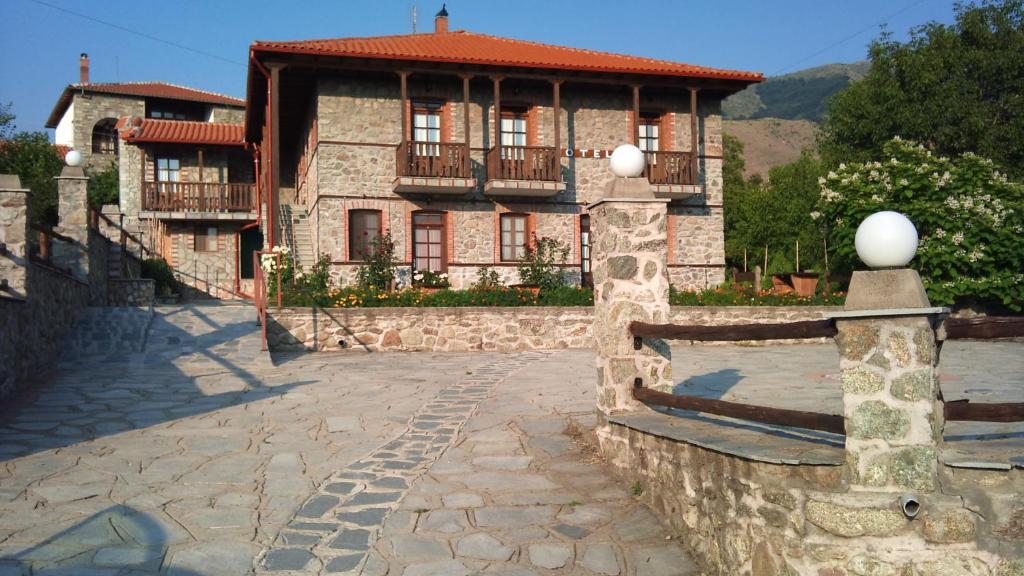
[412,212,446,273]
[500,108,528,160]
[156,158,180,182]
[194,225,218,252]
[349,210,382,261]
[413,101,442,156]
[500,214,529,261]
[580,215,592,287]
[639,115,660,153]
[150,109,186,120]
[91,118,119,154]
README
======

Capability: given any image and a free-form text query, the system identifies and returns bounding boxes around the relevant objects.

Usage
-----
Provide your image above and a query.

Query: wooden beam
[945,400,1024,422]
[632,85,641,146]
[552,80,561,173]
[690,87,699,182]
[197,148,204,183]
[629,319,837,342]
[633,386,846,434]
[944,316,1024,340]
[269,63,283,247]
[492,76,502,159]
[462,74,472,176]
[399,71,410,142]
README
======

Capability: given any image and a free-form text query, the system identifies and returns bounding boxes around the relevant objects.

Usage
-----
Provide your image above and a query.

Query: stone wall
[0,261,90,401]
[87,229,109,305]
[310,75,725,290]
[266,305,837,353]
[595,416,1024,575]
[107,278,155,306]
[69,92,145,171]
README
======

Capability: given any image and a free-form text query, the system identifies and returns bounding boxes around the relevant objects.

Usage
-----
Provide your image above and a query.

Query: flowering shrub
[669,284,845,307]
[325,286,593,308]
[472,266,504,290]
[261,247,333,304]
[355,232,398,290]
[517,235,570,290]
[412,269,450,288]
[815,138,1024,311]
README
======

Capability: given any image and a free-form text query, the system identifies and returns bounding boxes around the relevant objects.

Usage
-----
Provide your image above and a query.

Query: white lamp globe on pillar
[854,211,919,268]
[609,144,645,178]
[64,149,83,168]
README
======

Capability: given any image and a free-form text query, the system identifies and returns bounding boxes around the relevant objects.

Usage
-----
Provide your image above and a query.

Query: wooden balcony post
[690,87,699,183]
[269,62,284,247]
[632,85,641,146]
[139,147,146,210]
[399,71,410,142]
[492,76,503,176]
[462,74,472,177]
[552,80,561,176]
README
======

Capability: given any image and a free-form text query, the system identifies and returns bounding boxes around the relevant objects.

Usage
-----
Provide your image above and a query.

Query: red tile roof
[121,119,245,146]
[252,31,763,82]
[46,82,244,128]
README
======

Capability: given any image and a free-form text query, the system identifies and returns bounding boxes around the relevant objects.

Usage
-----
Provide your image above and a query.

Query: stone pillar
[834,269,946,492]
[0,175,30,299]
[53,165,91,283]
[590,176,672,413]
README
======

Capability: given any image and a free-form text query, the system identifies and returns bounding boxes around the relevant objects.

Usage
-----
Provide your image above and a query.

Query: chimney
[79,53,90,84]
[435,4,449,34]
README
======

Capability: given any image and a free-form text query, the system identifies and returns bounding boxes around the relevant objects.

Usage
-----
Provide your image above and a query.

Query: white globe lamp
[609,144,645,178]
[854,211,919,268]
[64,149,83,168]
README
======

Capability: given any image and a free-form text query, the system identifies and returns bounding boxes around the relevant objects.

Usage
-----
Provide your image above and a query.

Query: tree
[0,102,14,140]
[0,123,63,227]
[723,134,827,275]
[815,138,1024,311]
[820,0,1024,179]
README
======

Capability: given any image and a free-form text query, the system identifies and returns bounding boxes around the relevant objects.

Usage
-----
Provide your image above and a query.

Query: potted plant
[412,269,450,294]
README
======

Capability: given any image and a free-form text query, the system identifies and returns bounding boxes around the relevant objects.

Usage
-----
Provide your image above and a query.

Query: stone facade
[295,75,725,290]
[107,278,155,306]
[265,305,837,353]
[60,92,144,170]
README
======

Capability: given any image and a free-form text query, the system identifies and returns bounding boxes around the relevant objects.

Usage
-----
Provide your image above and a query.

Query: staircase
[279,204,314,269]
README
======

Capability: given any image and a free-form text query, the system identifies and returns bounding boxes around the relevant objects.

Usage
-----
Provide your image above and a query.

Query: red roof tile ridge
[72,81,245,105]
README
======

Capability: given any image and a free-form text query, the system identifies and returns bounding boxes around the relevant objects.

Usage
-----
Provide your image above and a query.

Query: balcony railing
[642,151,695,186]
[396,141,470,178]
[486,146,560,182]
[142,182,256,212]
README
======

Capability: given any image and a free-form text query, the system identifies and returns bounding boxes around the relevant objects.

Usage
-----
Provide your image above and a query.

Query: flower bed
[670,284,845,307]
[279,285,595,308]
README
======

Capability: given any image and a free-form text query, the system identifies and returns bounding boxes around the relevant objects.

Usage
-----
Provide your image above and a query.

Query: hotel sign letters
[560,148,615,159]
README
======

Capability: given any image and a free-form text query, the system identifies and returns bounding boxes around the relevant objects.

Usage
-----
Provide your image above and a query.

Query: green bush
[87,163,119,208]
[141,258,177,296]
[815,138,1024,311]
[517,235,569,290]
[538,286,594,306]
[355,233,398,290]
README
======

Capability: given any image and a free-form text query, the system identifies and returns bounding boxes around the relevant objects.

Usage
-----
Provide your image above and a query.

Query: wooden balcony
[484,145,565,197]
[642,150,702,200]
[141,182,257,219]
[392,140,476,194]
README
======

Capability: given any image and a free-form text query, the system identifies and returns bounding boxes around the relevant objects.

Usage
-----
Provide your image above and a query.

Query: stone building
[245,9,762,289]
[45,54,256,298]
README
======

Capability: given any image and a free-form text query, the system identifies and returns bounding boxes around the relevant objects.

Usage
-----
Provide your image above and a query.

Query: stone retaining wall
[266,306,838,353]
[594,414,1024,575]
[0,262,90,401]
[107,278,155,306]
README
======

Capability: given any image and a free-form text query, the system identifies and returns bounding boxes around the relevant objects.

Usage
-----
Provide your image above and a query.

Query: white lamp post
[609,144,645,178]
[64,149,83,168]
[854,211,919,268]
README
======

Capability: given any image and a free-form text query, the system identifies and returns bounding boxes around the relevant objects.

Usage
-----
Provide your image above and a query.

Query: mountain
[723,61,870,122]
[723,118,817,179]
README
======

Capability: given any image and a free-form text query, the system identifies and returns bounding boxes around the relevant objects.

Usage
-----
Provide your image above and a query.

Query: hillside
[723,61,869,122]
[723,118,817,179]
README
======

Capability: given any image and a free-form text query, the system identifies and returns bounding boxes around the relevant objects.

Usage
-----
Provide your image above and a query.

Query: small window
[500,214,529,262]
[412,211,446,273]
[194,225,218,252]
[91,118,119,154]
[413,101,442,156]
[156,158,180,182]
[639,115,660,153]
[349,209,382,261]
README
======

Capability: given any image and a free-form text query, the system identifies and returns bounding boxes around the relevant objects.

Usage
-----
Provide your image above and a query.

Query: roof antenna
[412,4,417,33]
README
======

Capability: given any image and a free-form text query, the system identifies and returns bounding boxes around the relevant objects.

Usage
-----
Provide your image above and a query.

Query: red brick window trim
[349,209,382,262]
[499,213,530,262]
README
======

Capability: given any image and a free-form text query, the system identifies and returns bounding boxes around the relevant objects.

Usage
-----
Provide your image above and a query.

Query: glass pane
[415,244,428,257]
[501,118,514,131]
[428,229,441,242]
[501,246,512,261]
[415,229,428,242]
[414,213,442,225]
[428,244,440,257]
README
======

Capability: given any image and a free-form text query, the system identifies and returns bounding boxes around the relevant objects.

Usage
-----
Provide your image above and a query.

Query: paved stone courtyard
[0,303,1019,575]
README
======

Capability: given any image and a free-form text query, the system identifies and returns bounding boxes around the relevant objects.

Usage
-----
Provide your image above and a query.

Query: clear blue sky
[1,0,957,136]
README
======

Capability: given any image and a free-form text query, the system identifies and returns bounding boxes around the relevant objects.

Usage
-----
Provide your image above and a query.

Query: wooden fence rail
[629,319,837,348]
[944,316,1024,340]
